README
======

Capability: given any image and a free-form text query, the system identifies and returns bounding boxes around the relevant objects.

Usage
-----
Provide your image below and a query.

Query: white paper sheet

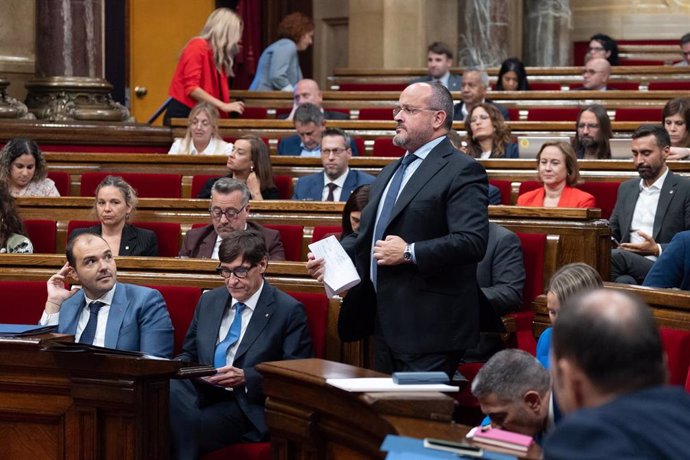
[308,235,361,297]
[326,378,458,392]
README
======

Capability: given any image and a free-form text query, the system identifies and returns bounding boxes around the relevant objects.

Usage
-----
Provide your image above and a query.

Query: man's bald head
[582,58,611,90]
[294,79,323,108]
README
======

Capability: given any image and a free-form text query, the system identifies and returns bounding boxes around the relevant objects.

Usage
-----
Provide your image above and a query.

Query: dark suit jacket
[57,283,174,358]
[488,184,502,205]
[340,137,489,353]
[610,171,690,248]
[453,99,511,121]
[544,386,690,459]
[292,169,375,201]
[179,221,285,260]
[278,110,349,120]
[177,282,313,439]
[643,230,690,290]
[197,176,280,200]
[277,134,360,156]
[69,224,159,256]
[410,73,463,91]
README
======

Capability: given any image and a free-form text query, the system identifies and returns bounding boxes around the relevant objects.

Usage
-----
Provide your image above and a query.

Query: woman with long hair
[463,103,519,158]
[341,185,370,239]
[663,97,690,160]
[249,13,314,91]
[496,57,530,91]
[0,138,60,197]
[164,8,245,125]
[169,103,233,155]
[69,176,158,256]
[0,181,33,253]
[197,135,278,200]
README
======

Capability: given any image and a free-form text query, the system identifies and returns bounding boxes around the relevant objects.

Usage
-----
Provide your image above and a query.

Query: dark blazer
[610,171,690,247]
[278,110,349,120]
[340,137,489,353]
[544,386,690,459]
[197,176,280,200]
[69,224,159,256]
[292,169,375,201]
[176,282,313,439]
[453,99,511,121]
[57,283,174,358]
[277,134,360,156]
[179,221,285,261]
[410,73,463,91]
[644,230,690,290]
[488,184,502,205]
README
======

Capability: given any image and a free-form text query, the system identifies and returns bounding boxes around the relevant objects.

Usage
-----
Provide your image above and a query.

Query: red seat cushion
[312,226,342,243]
[240,107,269,119]
[133,222,181,257]
[517,180,541,196]
[488,179,512,205]
[191,174,218,198]
[80,172,182,198]
[149,285,201,355]
[609,81,641,90]
[615,107,662,122]
[201,442,271,460]
[528,82,563,91]
[576,182,619,220]
[288,291,329,358]
[47,171,71,196]
[338,83,406,91]
[358,108,393,120]
[454,362,485,408]
[526,108,581,122]
[648,81,690,91]
[353,137,365,156]
[659,327,690,386]
[507,107,520,121]
[23,220,57,254]
[262,224,303,261]
[373,137,405,157]
[0,281,48,324]
[67,220,99,238]
[41,144,169,154]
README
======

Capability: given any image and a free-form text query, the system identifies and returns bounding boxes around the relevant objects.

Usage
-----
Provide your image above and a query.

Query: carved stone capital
[0,78,34,119]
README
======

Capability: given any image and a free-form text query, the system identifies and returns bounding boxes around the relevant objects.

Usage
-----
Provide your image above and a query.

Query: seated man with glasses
[292,127,375,201]
[179,177,285,260]
[572,104,612,159]
[576,57,612,91]
[169,230,313,459]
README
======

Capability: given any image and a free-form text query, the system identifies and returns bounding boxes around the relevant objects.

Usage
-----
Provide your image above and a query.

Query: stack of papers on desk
[326,378,458,392]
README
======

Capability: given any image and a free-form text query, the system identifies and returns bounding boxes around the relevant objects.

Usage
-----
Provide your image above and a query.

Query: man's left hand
[204,365,246,388]
[618,230,659,256]
[373,235,407,266]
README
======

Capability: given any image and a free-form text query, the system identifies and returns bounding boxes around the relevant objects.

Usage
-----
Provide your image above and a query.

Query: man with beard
[292,127,375,201]
[307,82,489,375]
[572,105,612,159]
[609,124,690,284]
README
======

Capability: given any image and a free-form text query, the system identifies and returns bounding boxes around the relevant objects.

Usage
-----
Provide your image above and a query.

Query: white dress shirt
[216,281,263,366]
[169,137,233,155]
[631,167,669,260]
[321,168,349,201]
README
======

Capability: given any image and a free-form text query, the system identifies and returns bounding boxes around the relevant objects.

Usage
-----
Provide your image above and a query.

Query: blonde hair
[199,8,243,76]
[180,103,225,154]
[548,263,603,307]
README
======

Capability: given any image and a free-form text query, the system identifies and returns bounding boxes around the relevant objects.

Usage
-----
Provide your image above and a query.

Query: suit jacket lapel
[310,175,325,201]
[654,172,678,238]
[104,283,128,349]
[341,170,357,200]
[358,160,400,240]
[200,289,231,363]
[61,291,86,334]
[233,282,274,363]
[619,182,641,241]
[199,227,218,258]
[120,225,137,255]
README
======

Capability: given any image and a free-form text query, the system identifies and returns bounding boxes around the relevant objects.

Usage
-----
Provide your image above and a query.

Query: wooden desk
[0,335,181,459]
[257,358,467,459]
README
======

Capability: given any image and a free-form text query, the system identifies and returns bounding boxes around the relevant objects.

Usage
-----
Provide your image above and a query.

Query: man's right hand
[306,252,325,282]
[45,262,79,313]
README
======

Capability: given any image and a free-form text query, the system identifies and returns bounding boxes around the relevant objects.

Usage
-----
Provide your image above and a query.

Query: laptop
[609,138,633,159]
[517,136,571,158]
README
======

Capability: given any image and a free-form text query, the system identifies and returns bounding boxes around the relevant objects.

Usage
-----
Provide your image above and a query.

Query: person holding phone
[40,233,174,358]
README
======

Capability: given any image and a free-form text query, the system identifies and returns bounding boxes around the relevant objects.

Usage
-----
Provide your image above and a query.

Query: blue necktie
[371,153,419,286]
[213,302,246,368]
[79,301,105,345]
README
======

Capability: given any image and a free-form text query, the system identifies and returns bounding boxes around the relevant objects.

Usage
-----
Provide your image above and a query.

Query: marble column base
[25,76,131,122]
[0,78,33,119]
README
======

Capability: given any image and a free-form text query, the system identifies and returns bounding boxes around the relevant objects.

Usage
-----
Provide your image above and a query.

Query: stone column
[523,0,572,66]
[25,0,129,121]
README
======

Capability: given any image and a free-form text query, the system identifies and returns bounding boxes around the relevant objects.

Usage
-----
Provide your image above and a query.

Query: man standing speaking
[308,82,489,375]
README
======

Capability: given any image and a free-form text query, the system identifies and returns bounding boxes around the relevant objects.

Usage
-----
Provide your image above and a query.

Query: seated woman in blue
[463,103,519,159]
[536,263,603,368]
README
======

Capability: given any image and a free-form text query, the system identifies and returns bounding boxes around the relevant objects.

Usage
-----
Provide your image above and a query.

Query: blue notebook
[0,324,57,337]
[381,435,516,460]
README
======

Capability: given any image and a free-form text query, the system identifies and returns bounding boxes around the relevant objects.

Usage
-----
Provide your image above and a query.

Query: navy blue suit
[277,134,360,156]
[544,386,690,460]
[170,282,313,458]
[644,230,690,290]
[292,169,375,201]
[410,74,463,91]
[453,99,511,121]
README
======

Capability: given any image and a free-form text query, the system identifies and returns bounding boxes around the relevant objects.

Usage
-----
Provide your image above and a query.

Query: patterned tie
[325,182,337,201]
[213,302,246,368]
[371,153,419,286]
[79,301,105,345]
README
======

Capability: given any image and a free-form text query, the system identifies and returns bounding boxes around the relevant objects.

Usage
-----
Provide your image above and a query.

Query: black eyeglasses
[216,264,256,279]
[209,205,246,220]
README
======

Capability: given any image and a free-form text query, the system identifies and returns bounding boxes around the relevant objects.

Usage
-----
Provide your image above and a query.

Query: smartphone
[423,438,483,457]
[610,236,620,248]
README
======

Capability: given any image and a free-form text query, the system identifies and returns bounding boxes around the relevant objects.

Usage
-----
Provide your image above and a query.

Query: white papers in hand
[308,235,361,297]
[326,378,458,392]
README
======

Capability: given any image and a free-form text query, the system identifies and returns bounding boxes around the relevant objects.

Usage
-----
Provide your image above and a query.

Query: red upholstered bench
[648,81,690,91]
[262,224,304,261]
[66,220,181,257]
[191,174,218,198]
[273,175,293,199]
[615,107,663,122]
[80,172,182,198]
[338,83,407,91]
[47,171,71,196]
[41,144,169,153]
[659,327,690,387]
[528,82,563,91]
[24,219,58,254]
[312,226,342,243]
[240,107,269,119]
[358,108,393,120]
[577,182,619,220]
[373,137,405,157]
[0,281,48,324]
[526,107,581,122]
[148,285,202,355]
[488,179,512,205]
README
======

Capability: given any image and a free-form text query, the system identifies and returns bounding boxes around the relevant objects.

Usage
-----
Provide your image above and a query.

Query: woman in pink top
[517,141,595,208]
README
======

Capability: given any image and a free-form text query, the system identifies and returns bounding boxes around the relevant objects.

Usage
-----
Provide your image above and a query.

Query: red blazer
[517,185,596,208]
[168,37,230,110]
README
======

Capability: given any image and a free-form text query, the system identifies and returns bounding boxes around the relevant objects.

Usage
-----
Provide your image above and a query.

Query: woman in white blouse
[168,102,233,155]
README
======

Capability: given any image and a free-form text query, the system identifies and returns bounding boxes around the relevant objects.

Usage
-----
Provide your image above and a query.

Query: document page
[308,235,361,297]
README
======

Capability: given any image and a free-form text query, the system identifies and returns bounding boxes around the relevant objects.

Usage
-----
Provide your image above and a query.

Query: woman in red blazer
[517,141,596,208]
[164,8,245,125]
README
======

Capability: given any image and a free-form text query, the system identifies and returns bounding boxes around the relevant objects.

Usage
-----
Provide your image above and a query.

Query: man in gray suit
[610,124,690,284]
[170,231,313,459]
[410,42,462,91]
